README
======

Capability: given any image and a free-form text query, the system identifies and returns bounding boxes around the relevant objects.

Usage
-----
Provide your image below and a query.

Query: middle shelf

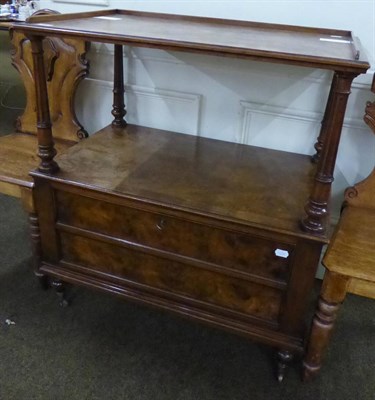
[42,123,322,238]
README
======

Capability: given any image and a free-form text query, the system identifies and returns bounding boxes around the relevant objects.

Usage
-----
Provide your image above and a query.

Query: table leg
[303,271,349,380]
[20,188,49,290]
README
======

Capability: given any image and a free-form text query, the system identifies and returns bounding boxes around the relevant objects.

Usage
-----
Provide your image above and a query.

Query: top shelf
[14,9,369,73]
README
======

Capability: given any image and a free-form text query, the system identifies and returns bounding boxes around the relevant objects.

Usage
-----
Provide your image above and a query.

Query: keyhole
[156,218,165,231]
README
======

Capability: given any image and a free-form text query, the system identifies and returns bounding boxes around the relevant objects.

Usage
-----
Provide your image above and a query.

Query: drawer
[56,191,294,284]
[60,233,283,322]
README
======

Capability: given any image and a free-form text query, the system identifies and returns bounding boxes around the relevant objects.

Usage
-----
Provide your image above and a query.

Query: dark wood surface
[13,9,369,72]
[55,191,293,287]
[60,232,284,321]
[31,123,325,240]
[303,74,375,380]
[32,172,323,355]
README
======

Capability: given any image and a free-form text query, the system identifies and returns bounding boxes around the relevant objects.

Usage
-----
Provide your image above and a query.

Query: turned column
[302,72,357,234]
[312,73,337,163]
[28,34,59,174]
[111,44,127,127]
[303,271,349,380]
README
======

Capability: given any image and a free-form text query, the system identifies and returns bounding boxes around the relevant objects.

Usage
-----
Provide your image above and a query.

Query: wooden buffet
[12,10,370,381]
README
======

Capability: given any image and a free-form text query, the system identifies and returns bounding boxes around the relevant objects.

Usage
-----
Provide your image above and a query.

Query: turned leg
[276,349,293,382]
[51,279,69,308]
[303,271,349,381]
[29,212,49,290]
[20,188,49,290]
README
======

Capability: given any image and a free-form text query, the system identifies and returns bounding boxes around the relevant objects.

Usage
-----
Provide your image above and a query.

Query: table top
[13,9,370,72]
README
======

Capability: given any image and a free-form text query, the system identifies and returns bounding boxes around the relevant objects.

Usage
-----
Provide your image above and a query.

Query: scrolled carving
[344,186,358,201]
[77,128,88,140]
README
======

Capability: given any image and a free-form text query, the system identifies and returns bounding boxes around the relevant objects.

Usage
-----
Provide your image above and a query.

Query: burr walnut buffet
[12,9,369,382]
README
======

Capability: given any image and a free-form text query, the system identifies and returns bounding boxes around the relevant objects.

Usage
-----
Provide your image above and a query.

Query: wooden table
[13,9,370,382]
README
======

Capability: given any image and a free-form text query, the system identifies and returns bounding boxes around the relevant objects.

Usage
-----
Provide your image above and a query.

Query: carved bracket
[10,22,89,142]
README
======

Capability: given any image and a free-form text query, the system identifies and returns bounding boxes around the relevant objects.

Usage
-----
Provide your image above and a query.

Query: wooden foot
[303,271,348,381]
[51,280,69,307]
[35,272,49,291]
[276,349,293,382]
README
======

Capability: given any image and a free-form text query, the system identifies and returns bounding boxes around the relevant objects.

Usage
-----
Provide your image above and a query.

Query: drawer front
[56,191,294,283]
[60,233,283,322]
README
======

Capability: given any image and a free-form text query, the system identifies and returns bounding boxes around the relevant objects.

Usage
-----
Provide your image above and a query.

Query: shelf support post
[111,44,127,128]
[28,34,59,174]
[302,72,357,234]
[312,73,338,163]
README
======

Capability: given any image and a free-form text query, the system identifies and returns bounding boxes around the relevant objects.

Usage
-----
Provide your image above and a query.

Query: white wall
[38,0,375,220]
